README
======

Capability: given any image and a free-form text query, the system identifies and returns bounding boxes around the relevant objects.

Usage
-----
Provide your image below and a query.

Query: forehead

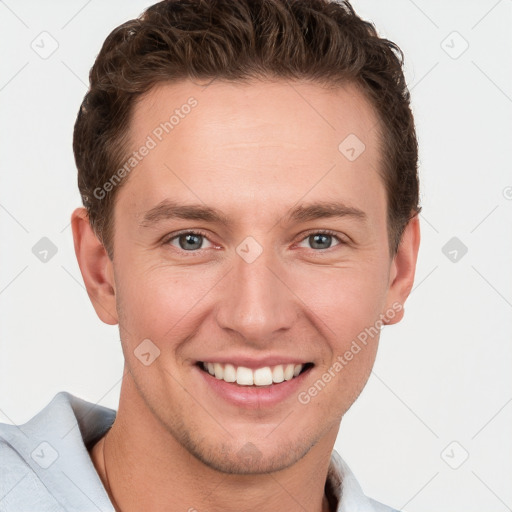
[119,78,384,223]
[131,78,379,150]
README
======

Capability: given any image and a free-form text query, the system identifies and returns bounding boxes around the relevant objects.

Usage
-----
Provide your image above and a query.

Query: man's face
[107,79,403,473]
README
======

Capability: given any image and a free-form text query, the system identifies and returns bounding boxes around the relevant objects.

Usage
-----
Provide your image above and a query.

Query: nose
[214,245,298,346]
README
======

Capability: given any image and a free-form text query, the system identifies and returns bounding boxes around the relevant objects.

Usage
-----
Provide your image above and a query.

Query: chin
[185,435,314,475]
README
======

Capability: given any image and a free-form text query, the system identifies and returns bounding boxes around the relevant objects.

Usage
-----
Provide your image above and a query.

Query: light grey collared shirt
[0,392,399,511]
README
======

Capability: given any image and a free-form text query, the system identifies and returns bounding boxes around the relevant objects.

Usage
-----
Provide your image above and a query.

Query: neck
[90,375,337,512]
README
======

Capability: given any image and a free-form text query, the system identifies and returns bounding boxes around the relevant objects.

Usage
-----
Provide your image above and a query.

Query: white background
[0,1,511,511]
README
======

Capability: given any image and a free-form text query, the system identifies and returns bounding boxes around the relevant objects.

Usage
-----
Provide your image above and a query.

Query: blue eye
[166,231,213,251]
[164,229,344,254]
[297,231,343,250]
[309,233,334,250]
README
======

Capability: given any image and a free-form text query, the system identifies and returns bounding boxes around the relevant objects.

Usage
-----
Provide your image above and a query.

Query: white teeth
[223,363,236,383]
[283,364,295,381]
[236,366,253,385]
[201,362,307,386]
[272,365,284,383]
[213,363,224,380]
[253,367,273,386]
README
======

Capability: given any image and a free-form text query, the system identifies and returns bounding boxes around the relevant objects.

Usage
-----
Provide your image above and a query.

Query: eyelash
[297,229,348,250]
[162,229,347,254]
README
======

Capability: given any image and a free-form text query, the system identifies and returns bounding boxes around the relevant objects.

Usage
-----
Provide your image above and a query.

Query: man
[0,0,420,510]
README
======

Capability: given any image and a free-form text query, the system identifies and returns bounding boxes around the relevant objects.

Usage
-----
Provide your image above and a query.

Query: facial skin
[72,79,420,512]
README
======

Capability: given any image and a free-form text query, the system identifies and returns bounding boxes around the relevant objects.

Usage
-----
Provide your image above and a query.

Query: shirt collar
[326,449,384,511]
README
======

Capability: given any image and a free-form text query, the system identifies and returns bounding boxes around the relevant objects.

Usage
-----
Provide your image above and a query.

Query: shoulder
[0,438,65,511]
[0,393,73,511]
[0,391,116,511]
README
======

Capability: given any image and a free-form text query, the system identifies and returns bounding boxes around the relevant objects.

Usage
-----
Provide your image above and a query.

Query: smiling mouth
[197,361,314,386]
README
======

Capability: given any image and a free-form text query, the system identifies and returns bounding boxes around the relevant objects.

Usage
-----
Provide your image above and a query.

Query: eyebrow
[139,199,367,228]
[284,201,367,224]
[140,200,230,228]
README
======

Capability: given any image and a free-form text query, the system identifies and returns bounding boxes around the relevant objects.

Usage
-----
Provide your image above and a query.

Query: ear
[383,215,420,325]
[71,207,118,325]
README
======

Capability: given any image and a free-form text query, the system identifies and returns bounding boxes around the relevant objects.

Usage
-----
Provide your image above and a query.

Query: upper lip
[196,356,313,369]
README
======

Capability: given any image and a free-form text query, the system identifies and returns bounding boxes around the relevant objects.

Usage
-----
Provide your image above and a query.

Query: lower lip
[195,364,313,409]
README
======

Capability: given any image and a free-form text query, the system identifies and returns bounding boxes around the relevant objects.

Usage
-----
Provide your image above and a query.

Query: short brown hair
[73,0,420,258]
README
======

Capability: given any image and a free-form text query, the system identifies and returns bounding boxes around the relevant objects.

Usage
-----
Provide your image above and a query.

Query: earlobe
[71,207,118,325]
[383,215,421,325]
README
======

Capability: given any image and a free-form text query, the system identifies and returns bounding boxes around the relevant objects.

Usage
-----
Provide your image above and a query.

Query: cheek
[291,266,385,412]
[115,260,222,345]
[288,261,389,343]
